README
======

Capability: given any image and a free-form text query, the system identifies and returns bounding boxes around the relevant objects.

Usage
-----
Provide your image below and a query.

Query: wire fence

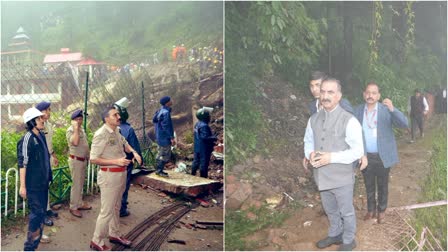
[361,208,445,251]
[1,45,223,221]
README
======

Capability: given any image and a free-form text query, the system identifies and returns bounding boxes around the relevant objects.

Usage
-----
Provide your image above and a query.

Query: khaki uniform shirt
[43,121,54,154]
[90,124,127,168]
[66,125,90,158]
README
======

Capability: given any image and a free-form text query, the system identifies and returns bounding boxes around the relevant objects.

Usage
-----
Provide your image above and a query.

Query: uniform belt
[69,154,86,161]
[100,167,125,172]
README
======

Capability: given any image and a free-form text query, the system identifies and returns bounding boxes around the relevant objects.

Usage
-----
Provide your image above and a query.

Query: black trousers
[362,153,390,213]
[411,114,424,140]
[24,190,48,251]
[191,151,211,178]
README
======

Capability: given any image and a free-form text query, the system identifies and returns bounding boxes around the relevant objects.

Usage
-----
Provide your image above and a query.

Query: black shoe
[338,240,356,251]
[47,209,58,218]
[316,234,343,248]
[156,171,169,177]
[44,217,54,226]
[120,210,130,217]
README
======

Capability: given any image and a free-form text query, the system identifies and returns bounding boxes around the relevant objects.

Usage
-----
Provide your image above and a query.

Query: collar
[364,102,378,112]
[104,124,118,134]
[162,105,172,112]
[324,104,340,113]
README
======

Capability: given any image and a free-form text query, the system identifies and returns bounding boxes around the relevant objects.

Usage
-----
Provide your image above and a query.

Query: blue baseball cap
[160,96,171,105]
[35,101,51,111]
[71,109,86,120]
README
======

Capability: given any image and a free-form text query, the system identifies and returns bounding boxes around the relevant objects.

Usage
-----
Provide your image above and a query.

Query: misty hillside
[1,1,223,64]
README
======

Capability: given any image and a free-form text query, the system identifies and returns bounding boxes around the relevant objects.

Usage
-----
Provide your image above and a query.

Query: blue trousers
[120,163,133,214]
[191,151,212,178]
[24,190,48,251]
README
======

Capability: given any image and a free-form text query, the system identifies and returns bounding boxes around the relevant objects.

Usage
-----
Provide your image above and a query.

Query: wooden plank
[139,170,221,197]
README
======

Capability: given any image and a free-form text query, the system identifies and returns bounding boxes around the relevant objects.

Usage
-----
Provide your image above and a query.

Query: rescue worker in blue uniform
[114,97,143,217]
[152,96,176,177]
[18,107,53,251]
[191,108,217,178]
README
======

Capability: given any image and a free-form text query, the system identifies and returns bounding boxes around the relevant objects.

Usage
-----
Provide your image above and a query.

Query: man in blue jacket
[152,96,176,177]
[18,107,53,251]
[192,108,217,178]
[114,97,143,217]
[354,82,408,223]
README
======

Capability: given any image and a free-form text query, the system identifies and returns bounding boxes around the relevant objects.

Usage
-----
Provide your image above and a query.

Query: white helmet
[115,97,129,108]
[23,107,43,124]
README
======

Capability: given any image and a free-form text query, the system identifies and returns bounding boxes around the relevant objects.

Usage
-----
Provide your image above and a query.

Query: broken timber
[138,170,221,197]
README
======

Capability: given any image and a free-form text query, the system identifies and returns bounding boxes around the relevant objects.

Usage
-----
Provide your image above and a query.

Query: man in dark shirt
[152,96,176,177]
[191,108,217,178]
[408,89,429,143]
[18,107,53,251]
[114,97,143,217]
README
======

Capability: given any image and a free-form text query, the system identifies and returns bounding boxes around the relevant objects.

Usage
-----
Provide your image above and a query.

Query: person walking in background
[113,97,143,217]
[66,109,91,218]
[18,107,53,251]
[354,83,408,224]
[152,96,176,178]
[89,106,142,251]
[408,89,429,143]
[192,107,217,178]
[303,78,364,251]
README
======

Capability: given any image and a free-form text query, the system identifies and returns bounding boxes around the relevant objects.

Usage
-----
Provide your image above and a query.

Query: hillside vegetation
[1,1,223,64]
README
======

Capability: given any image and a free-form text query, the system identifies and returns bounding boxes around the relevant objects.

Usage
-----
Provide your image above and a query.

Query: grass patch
[410,121,447,250]
[1,210,28,236]
[225,206,289,251]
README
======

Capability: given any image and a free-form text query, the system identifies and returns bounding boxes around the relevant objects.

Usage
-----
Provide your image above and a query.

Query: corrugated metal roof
[43,52,83,63]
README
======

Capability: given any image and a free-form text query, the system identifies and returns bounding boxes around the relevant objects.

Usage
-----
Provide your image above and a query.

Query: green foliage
[184,131,194,145]
[1,131,22,170]
[1,2,223,65]
[225,207,289,251]
[225,2,325,167]
[411,128,447,250]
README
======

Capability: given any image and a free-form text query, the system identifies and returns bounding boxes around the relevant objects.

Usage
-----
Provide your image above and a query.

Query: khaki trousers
[92,170,126,246]
[69,158,87,209]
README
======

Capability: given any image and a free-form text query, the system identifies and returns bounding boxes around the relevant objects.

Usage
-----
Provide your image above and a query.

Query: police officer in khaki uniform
[89,106,142,251]
[66,109,92,218]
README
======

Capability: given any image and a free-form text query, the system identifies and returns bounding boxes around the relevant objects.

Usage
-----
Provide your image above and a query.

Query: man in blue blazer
[354,82,408,223]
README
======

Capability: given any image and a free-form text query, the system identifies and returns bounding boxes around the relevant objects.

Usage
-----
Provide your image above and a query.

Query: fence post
[141,81,146,145]
[83,72,89,132]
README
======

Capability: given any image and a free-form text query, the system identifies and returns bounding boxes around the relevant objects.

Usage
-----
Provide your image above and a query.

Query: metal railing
[1,163,99,218]
[2,167,25,217]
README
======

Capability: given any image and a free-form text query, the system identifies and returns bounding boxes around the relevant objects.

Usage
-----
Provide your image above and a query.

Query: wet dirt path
[1,182,223,251]
[243,115,445,251]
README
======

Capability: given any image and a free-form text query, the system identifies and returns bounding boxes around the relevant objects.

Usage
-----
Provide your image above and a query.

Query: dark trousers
[411,114,424,140]
[362,153,390,213]
[191,151,211,178]
[120,163,133,214]
[24,190,48,251]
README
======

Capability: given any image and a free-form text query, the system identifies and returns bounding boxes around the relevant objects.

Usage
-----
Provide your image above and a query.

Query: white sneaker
[41,234,51,243]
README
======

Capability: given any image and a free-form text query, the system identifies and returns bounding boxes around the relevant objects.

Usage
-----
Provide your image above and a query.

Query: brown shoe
[363,211,376,221]
[109,236,131,247]
[78,203,92,210]
[90,241,111,251]
[70,209,82,218]
[377,212,385,224]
